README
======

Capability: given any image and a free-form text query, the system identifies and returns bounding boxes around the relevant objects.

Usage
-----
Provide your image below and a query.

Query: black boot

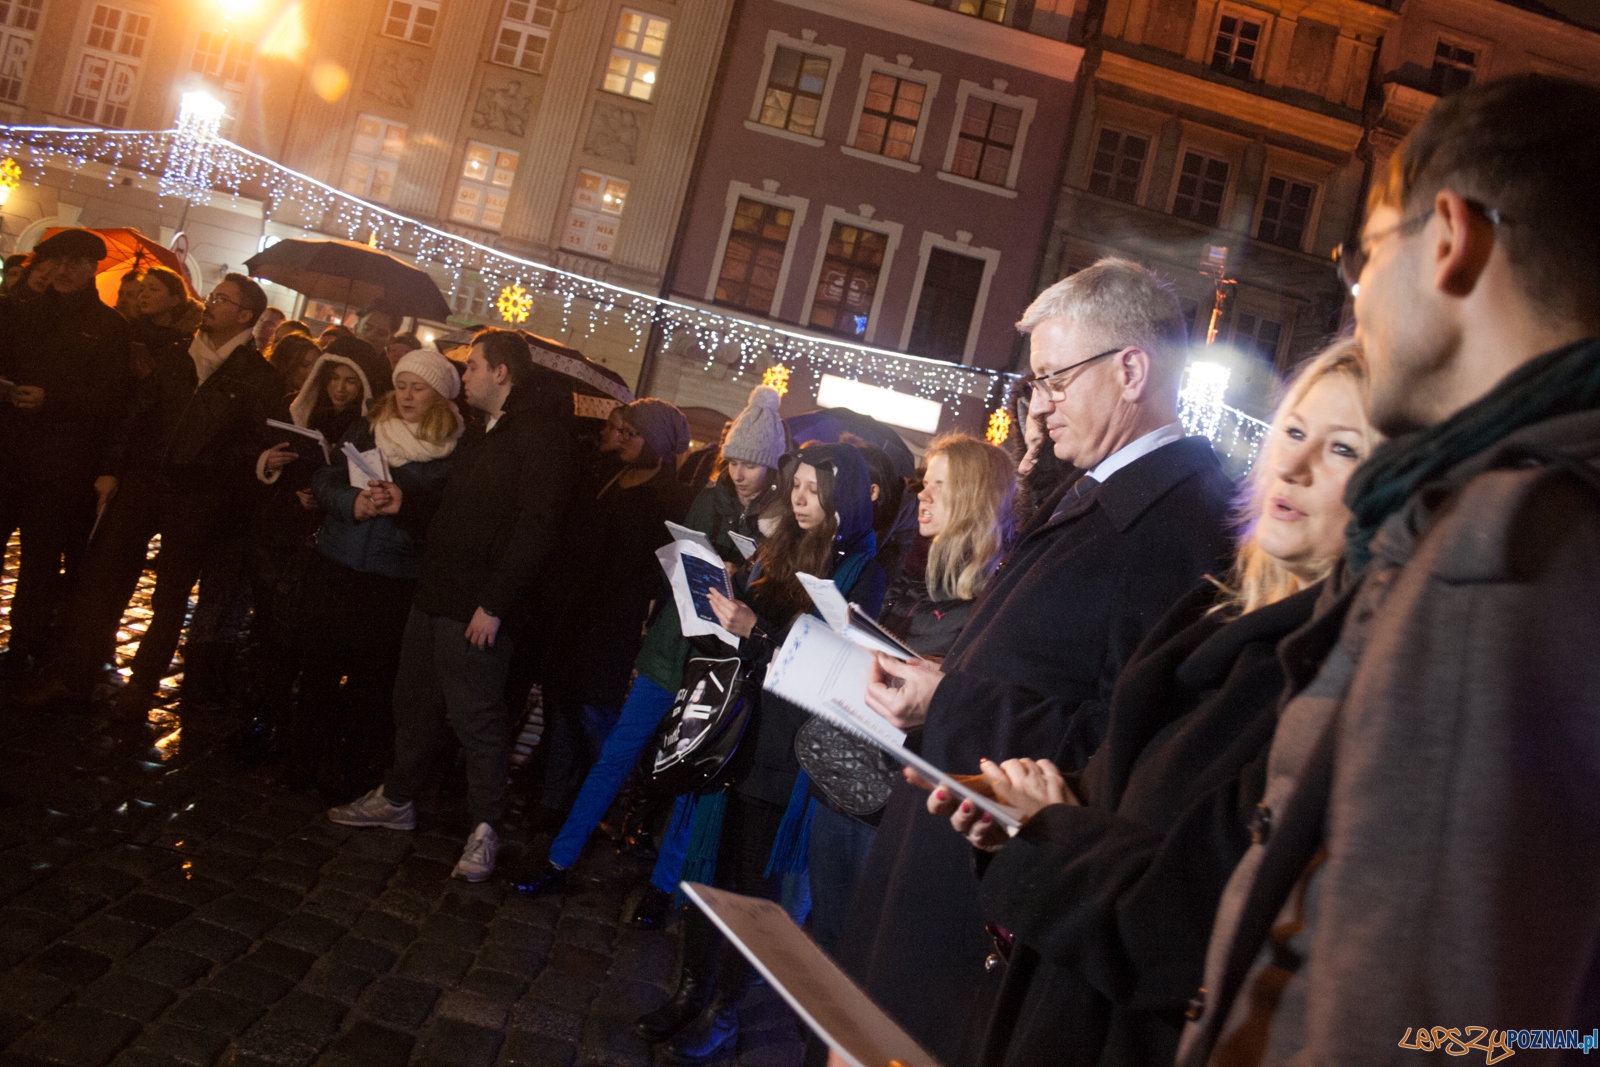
[628,885,673,929]
[634,909,719,1041]
[657,988,742,1065]
[509,862,568,898]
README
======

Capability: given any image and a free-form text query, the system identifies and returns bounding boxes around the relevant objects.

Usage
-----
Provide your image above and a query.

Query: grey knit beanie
[623,397,691,460]
[721,385,785,470]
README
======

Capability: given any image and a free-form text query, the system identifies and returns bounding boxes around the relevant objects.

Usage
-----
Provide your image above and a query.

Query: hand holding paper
[656,526,739,647]
[708,588,757,638]
[927,758,1072,851]
[865,653,943,730]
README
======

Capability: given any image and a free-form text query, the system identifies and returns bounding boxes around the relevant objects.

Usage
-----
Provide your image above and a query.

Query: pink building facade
[665,0,1085,373]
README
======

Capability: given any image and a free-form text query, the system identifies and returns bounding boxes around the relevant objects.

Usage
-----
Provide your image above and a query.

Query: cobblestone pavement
[0,537,806,1067]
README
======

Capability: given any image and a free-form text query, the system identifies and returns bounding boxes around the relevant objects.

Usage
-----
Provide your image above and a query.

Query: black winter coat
[975,581,1318,1067]
[840,437,1236,1067]
[0,286,131,486]
[878,571,975,661]
[411,383,580,625]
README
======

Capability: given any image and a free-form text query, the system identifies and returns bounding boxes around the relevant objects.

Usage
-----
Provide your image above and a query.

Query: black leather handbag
[648,655,755,796]
[795,716,898,822]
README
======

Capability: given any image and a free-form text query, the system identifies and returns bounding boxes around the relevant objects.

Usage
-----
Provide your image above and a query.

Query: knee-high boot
[657,943,755,1064]
[634,905,721,1041]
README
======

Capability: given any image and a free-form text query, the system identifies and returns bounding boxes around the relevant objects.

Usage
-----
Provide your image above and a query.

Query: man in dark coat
[843,258,1236,1067]
[0,229,131,675]
[23,273,282,714]
[328,329,579,886]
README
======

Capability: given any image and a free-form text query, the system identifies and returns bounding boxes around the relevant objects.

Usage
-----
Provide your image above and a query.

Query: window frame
[744,29,845,149]
[1167,141,1235,228]
[1252,171,1321,253]
[191,29,253,87]
[451,140,519,232]
[0,0,45,104]
[898,230,1000,365]
[379,0,440,46]
[1208,6,1267,81]
[798,204,904,345]
[936,79,1036,199]
[603,7,669,103]
[1427,33,1480,97]
[65,3,152,129]
[839,53,941,175]
[491,0,557,74]
[1084,123,1152,205]
[705,181,811,318]
[559,167,630,260]
[342,113,408,204]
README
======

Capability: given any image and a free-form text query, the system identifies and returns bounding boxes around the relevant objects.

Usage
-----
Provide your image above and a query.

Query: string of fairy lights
[0,121,1268,465]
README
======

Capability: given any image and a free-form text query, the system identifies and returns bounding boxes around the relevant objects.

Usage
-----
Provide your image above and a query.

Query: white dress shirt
[1086,421,1186,484]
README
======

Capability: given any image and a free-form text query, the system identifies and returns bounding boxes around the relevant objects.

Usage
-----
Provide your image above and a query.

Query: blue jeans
[806,803,878,958]
[548,674,677,869]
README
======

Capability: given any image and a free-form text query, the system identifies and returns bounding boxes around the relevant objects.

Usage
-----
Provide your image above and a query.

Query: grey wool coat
[1179,408,1600,1067]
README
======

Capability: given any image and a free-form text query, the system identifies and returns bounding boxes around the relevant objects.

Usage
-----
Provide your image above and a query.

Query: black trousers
[58,472,228,692]
[681,791,786,992]
[290,552,415,789]
[0,476,94,661]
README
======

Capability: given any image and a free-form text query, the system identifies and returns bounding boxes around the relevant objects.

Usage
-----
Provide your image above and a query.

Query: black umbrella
[244,238,452,321]
[784,407,916,479]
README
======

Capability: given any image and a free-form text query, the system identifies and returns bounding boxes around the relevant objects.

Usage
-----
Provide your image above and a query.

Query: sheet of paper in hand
[342,441,391,489]
[681,883,942,1067]
[656,524,738,647]
[763,615,907,753]
[796,573,917,660]
[267,418,332,464]
[729,531,758,560]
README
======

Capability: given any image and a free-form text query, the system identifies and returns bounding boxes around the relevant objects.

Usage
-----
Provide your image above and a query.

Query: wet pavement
[0,535,806,1067]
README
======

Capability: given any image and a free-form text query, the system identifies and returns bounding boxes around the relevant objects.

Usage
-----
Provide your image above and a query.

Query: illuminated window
[809,222,888,340]
[1428,40,1475,96]
[953,0,1005,21]
[560,169,629,259]
[1257,176,1315,250]
[949,96,1021,187]
[853,72,926,162]
[603,9,668,102]
[1210,14,1262,79]
[715,198,795,313]
[1173,150,1229,227]
[342,115,407,203]
[452,142,518,231]
[67,4,150,128]
[492,0,557,73]
[759,47,830,137]
[1088,128,1148,203]
[1233,312,1282,363]
[381,0,439,45]
[0,0,44,103]
[192,32,253,85]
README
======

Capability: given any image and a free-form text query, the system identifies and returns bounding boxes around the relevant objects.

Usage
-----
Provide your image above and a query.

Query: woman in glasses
[636,442,884,1066]
[932,339,1379,1067]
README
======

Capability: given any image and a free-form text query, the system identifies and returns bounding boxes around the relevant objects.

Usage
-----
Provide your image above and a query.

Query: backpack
[647,654,755,796]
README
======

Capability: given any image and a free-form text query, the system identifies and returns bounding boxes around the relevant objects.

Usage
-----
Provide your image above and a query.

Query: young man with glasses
[22,273,284,716]
[1180,74,1600,1067]
[843,257,1236,1067]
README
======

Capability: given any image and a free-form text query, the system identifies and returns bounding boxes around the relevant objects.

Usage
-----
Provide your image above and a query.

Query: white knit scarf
[371,406,463,467]
[189,328,252,386]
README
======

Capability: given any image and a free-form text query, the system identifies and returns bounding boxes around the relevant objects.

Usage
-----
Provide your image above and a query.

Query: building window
[381,0,439,45]
[907,247,986,362]
[342,115,406,203]
[560,169,629,259]
[810,222,889,340]
[192,31,253,86]
[759,47,830,138]
[1233,311,1282,363]
[452,142,518,231]
[67,4,150,128]
[1210,14,1263,79]
[714,198,795,314]
[1088,128,1148,203]
[853,72,926,162]
[915,0,1006,21]
[604,9,667,102]
[1257,176,1315,250]
[0,0,44,104]
[492,0,557,73]
[1428,40,1475,96]
[949,96,1021,187]
[1173,151,1229,227]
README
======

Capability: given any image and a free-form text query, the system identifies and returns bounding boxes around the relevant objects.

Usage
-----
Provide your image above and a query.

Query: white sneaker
[327,786,416,830]
[452,822,498,882]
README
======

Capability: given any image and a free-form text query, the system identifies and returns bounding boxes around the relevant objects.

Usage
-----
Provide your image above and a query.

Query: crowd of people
[1,73,1597,1066]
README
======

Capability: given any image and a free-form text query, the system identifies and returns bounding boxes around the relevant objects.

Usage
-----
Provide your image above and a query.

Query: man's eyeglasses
[1020,347,1125,400]
[1333,200,1509,295]
[205,292,245,310]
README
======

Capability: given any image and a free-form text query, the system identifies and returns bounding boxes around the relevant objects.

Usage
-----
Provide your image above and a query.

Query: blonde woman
[928,339,1378,1067]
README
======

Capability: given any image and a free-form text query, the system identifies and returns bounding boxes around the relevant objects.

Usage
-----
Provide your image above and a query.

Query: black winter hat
[32,228,107,263]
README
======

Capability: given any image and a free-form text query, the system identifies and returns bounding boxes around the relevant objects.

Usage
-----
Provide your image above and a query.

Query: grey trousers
[384,607,514,827]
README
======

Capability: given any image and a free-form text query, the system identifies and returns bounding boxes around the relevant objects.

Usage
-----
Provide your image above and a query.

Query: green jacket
[633,478,762,692]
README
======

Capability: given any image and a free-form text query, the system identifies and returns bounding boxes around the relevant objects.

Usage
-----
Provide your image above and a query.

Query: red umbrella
[40,226,199,302]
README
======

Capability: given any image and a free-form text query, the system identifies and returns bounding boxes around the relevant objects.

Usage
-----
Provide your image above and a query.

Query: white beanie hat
[393,348,460,401]
[721,385,786,470]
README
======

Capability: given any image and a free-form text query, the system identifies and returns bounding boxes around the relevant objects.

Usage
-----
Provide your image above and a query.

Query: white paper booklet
[657,521,738,648]
[729,531,758,560]
[794,573,917,660]
[681,883,943,1067]
[342,441,391,489]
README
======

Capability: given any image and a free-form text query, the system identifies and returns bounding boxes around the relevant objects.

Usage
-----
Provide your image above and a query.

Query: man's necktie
[1049,474,1100,525]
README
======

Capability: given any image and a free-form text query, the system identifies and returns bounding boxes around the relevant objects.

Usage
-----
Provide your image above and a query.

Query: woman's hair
[143,266,187,302]
[751,455,841,622]
[269,334,319,381]
[1214,337,1378,616]
[922,435,1017,601]
[367,381,458,444]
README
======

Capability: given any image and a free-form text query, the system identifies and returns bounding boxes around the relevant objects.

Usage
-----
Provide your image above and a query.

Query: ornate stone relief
[472,75,534,137]
[364,48,426,109]
[583,99,641,165]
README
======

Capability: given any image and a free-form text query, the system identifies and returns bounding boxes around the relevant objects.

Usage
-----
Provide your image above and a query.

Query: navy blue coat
[312,418,454,581]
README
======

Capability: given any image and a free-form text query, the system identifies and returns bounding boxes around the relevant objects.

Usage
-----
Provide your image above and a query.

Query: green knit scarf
[1344,336,1600,569]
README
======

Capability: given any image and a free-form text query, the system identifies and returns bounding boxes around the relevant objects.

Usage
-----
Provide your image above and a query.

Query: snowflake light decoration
[761,363,791,397]
[985,408,1012,447]
[497,283,532,323]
